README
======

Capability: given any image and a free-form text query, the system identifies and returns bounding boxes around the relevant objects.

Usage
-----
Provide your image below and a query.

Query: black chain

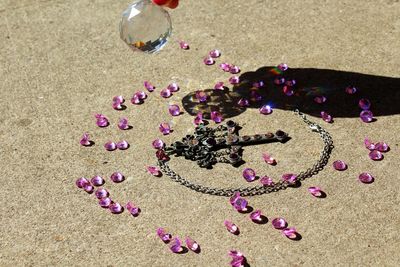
[157,109,334,197]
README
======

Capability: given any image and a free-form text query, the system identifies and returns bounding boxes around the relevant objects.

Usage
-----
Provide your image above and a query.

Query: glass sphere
[120,0,172,53]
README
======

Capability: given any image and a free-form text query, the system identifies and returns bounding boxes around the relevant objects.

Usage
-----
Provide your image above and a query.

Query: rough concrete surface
[0,0,399,266]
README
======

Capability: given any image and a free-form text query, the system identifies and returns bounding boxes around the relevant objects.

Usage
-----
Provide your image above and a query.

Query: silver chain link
[157,109,334,197]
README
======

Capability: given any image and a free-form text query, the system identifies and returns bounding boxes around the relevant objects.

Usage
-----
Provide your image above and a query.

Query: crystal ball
[120,0,172,53]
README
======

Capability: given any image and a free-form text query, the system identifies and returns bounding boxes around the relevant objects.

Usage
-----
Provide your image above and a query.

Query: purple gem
[110,172,125,183]
[253,81,264,88]
[333,160,347,171]
[135,91,147,100]
[360,110,374,123]
[229,76,240,85]
[194,112,204,125]
[259,105,272,115]
[229,191,241,205]
[80,132,91,146]
[204,56,215,65]
[118,117,130,130]
[237,98,250,107]
[271,217,287,229]
[230,65,240,74]
[359,98,371,110]
[219,63,232,72]
[345,86,357,94]
[250,91,262,102]
[283,85,294,96]
[91,175,104,186]
[314,96,327,104]
[160,88,172,98]
[157,228,172,243]
[168,104,181,116]
[109,202,123,214]
[131,94,142,104]
[95,114,109,127]
[83,183,94,193]
[185,236,199,251]
[321,111,333,123]
[126,201,140,216]
[282,227,297,239]
[285,79,296,86]
[209,49,221,58]
[233,198,248,212]
[159,122,171,135]
[308,186,323,197]
[369,150,383,161]
[104,141,116,151]
[195,90,208,102]
[152,139,164,149]
[167,82,179,92]
[169,237,183,253]
[214,82,225,90]
[359,172,374,183]
[224,220,239,234]
[211,111,223,123]
[260,176,274,186]
[99,197,111,208]
[117,140,129,150]
[230,256,245,267]
[277,63,288,71]
[147,166,161,176]
[274,77,285,85]
[281,173,297,184]
[249,210,262,222]
[242,168,256,182]
[179,41,189,49]
[75,177,89,188]
[95,188,109,199]
[375,142,389,152]
[364,138,376,150]
[112,95,124,110]
[144,81,155,92]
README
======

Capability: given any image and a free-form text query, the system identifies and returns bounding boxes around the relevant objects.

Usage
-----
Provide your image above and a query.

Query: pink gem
[229,76,240,85]
[194,112,204,125]
[229,191,241,205]
[159,122,171,135]
[262,153,276,165]
[75,177,89,188]
[95,114,109,127]
[179,41,189,49]
[360,110,374,123]
[209,49,221,58]
[185,237,199,252]
[285,79,296,86]
[274,77,285,85]
[369,150,383,161]
[283,85,294,96]
[157,228,172,243]
[80,132,91,146]
[118,117,130,130]
[308,186,323,197]
[112,95,125,110]
[156,149,169,161]
[260,176,274,186]
[126,201,140,216]
[160,88,172,98]
[364,138,376,150]
[250,210,262,222]
[214,82,225,90]
[314,96,327,104]
[230,256,245,267]
[242,168,256,182]
[110,172,125,183]
[250,91,262,102]
[359,172,374,183]
[230,65,240,74]
[211,111,223,123]
[237,98,250,107]
[375,142,389,152]
[169,237,183,253]
[204,56,215,65]
[271,217,287,229]
[95,188,109,199]
[131,94,142,104]
[112,102,123,110]
[99,197,111,208]
[147,166,161,176]
[195,90,208,102]
[167,83,179,92]
[104,141,116,151]
[91,175,104,186]
[116,140,129,150]
[333,160,347,171]
[135,91,147,100]
[233,198,248,212]
[83,183,94,194]
[224,220,239,234]
[281,173,297,184]
[345,86,357,94]
[282,227,298,239]
[219,63,232,72]
[168,104,181,116]
[358,98,371,110]
[144,81,155,92]
[277,63,288,71]
[321,111,333,123]
[109,202,123,214]
[259,105,272,115]
[152,139,164,149]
